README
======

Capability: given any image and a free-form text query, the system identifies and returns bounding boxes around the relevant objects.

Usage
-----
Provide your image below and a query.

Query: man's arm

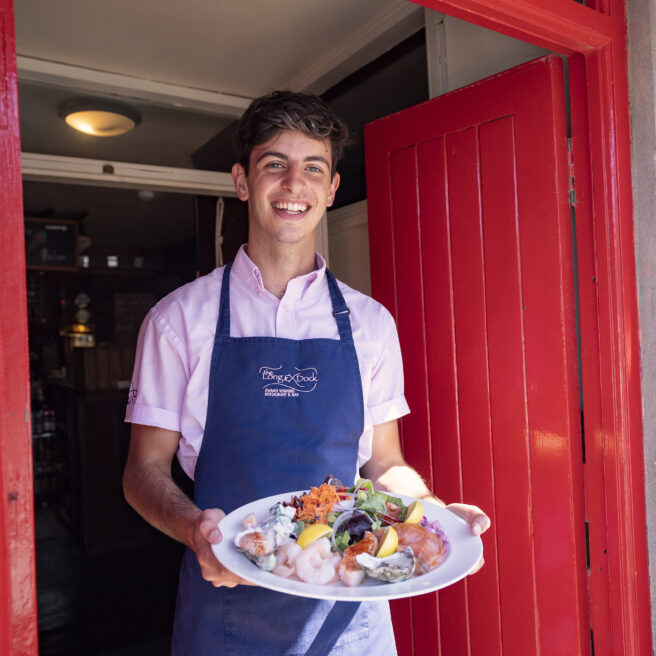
[360,419,490,536]
[122,423,252,587]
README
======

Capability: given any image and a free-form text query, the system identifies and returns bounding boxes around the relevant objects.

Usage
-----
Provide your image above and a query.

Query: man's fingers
[472,514,491,536]
[198,509,226,543]
[446,502,491,535]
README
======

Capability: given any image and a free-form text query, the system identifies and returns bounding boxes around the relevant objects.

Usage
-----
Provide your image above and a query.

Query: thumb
[198,508,226,543]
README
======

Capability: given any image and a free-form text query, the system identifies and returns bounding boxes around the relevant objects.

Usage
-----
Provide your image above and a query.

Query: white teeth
[274,201,309,212]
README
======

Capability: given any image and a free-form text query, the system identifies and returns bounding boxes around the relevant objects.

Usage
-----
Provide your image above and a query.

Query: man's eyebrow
[256,151,330,167]
[256,151,287,163]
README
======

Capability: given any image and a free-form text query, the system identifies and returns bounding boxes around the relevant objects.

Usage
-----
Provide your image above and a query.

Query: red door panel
[365,56,588,655]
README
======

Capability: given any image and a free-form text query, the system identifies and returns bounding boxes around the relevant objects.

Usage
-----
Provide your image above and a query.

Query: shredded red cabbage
[419,516,449,546]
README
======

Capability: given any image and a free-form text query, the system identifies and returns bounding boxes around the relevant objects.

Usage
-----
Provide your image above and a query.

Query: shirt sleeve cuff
[368,395,410,426]
[125,403,181,433]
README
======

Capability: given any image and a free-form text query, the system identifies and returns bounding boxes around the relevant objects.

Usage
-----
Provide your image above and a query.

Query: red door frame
[0,0,649,654]
[0,0,39,654]
[367,0,649,653]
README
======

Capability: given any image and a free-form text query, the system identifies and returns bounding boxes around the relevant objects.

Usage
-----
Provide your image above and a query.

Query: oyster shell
[239,550,276,572]
[355,547,416,583]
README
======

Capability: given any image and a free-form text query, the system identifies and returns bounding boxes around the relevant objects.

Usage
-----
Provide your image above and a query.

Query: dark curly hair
[234,90,349,178]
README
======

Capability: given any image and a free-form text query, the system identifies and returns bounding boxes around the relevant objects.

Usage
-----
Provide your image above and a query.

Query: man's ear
[232,163,249,201]
[326,172,340,208]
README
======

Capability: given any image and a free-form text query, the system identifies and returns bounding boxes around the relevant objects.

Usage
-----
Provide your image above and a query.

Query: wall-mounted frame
[24,218,78,272]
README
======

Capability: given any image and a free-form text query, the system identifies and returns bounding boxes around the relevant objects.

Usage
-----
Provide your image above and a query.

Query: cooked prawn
[272,540,302,578]
[393,523,445,573]
[295,538,339,585]
[338,531,378,587]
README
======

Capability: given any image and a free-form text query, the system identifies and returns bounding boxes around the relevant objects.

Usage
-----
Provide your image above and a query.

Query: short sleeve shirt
[125,245,410,479]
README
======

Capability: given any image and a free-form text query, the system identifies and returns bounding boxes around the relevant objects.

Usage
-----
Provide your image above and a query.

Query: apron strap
[325,269,353,343]
[217,260,353,342]
[217,260,233,337]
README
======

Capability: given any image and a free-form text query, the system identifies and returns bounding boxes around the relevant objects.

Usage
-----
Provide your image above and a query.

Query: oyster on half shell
[355,547,417,583]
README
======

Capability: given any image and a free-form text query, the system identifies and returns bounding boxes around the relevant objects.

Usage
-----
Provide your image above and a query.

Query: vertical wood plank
[391,147,433,487]
[434,126,501,656]
[390,146,441,654]
[390,598,415,656]
[512,59,589,654]
[477,116,540,655]
[417,135,468,656]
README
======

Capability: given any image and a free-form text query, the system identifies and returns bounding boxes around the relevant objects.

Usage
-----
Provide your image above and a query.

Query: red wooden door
[0,0,39,654]
[365,56,589,655]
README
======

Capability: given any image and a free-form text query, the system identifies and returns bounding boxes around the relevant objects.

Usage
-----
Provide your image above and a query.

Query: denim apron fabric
[171,262,397,656]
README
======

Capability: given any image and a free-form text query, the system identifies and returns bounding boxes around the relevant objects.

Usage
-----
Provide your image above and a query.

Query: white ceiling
[14,0,424,253]
[14,0,423,101]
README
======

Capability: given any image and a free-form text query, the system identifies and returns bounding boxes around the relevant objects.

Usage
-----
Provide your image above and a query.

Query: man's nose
[282,166,305,194]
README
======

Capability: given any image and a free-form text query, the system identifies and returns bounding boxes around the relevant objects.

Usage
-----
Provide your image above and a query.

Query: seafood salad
[233,476,449,587]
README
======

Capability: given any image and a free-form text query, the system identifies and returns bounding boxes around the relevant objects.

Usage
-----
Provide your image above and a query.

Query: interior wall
[627,0,656,637]
[328,201,370,295]
[440,14,547,93]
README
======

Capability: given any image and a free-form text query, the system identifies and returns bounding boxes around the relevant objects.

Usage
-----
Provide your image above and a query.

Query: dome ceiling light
[58,98,142,137]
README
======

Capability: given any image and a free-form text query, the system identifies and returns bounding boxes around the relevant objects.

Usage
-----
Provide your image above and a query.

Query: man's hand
[444,502,490,573]
[444,502,491,536]
[192,508,257,588]
[360,420,491,573]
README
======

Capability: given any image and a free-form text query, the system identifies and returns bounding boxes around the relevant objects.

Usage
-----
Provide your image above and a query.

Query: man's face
[231,130,340,251]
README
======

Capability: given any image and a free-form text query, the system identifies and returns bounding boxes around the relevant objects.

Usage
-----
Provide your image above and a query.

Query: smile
[272,201,310,214]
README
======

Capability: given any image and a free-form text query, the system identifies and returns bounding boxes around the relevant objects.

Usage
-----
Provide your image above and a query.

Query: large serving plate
[212,490,483,601]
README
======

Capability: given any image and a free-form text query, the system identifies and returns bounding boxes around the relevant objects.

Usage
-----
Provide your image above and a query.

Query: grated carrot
[296,483,340,524]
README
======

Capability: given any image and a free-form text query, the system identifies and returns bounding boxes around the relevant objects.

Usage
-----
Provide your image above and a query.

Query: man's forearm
[366,463,446,507]
[123,459,200,549]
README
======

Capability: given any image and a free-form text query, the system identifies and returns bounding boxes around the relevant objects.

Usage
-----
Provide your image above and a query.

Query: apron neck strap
[217,260,233,337]
[325,269,353,343]
[217,261,353,342]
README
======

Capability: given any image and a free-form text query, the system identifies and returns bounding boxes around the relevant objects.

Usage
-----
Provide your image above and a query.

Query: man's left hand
[445,502,491,536]
[444,503,490,574]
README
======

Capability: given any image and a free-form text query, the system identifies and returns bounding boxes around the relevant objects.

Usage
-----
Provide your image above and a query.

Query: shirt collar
[232,244,327,301]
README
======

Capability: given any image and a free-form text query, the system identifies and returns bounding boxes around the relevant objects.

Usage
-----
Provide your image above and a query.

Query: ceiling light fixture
[58,98,142,137]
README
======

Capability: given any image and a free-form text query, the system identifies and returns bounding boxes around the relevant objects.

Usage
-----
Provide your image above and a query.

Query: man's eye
[265,161,284,169]
[307,166,324,174]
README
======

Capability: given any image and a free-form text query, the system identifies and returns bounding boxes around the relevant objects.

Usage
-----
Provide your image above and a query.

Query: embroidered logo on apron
[259,365,318,397]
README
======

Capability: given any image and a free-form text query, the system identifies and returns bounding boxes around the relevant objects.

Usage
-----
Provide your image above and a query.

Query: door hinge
[567,138,577,207]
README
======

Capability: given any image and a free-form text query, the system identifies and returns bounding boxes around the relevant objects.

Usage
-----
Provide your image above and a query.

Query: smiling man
[122,91,489,656]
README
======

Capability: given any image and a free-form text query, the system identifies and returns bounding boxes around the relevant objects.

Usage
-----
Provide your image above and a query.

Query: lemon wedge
[297,523,332,549]
[404,500,424,524]
[376,526,398,558]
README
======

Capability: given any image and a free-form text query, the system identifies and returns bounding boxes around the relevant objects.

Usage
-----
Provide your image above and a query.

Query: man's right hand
[192,508,257,588]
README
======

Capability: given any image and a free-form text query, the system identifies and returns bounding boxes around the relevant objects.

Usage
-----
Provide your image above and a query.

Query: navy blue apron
[171,261,397,656]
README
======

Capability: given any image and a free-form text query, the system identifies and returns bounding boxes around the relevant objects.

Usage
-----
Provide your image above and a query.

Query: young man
[123,91,489,655]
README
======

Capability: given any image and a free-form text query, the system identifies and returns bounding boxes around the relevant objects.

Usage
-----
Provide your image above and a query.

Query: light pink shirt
[125,245,410,479]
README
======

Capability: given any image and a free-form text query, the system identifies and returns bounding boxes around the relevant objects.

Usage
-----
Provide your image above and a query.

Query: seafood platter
[212,477,484,601]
